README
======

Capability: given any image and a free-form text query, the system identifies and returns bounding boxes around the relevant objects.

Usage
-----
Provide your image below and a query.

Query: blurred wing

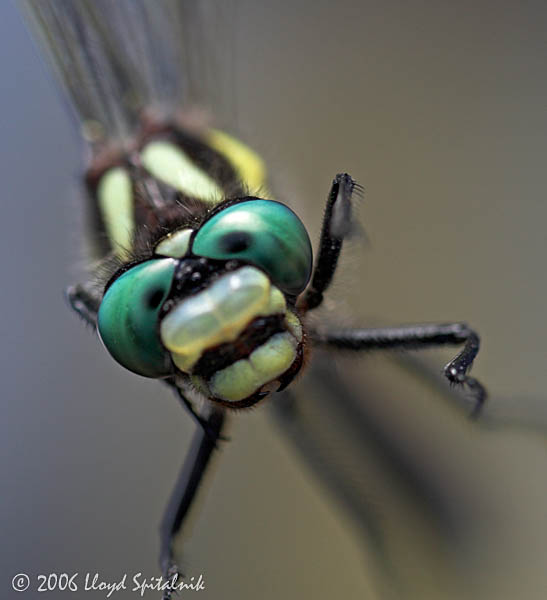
[270,350,547,600]
[21,0,235,149]
[21,0,257,263]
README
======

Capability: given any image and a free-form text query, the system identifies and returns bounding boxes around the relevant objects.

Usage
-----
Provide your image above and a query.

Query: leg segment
[311,322,486,415]
[160,407,225,599]
[299,173,360,312]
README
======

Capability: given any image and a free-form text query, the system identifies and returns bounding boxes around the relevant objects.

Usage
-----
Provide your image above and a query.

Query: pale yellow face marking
[141,140,223,203]
[160,267,287,372]
[285,310,303,342]
[155,228,193,258]
[97,167,134,259]
[209,332,297,402]
[206,129,268,195]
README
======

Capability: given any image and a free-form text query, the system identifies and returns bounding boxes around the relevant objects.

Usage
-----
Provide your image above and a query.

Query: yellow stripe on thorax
[206,129,268,195]
[97,167,134,259]
[141,140,223,203]
[96,130,268,258]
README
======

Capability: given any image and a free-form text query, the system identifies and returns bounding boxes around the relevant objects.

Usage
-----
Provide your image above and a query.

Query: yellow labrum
[141,140,223,203]
[209,332,297,402]
[97,167,134,258]
[160,267,286,372]
[155,228,193,258]
[206,129,268,195]
[284,310,303,342]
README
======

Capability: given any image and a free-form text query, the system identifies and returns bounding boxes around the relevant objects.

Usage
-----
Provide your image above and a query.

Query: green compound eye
[192,200,313,295]
[97,258,176,378]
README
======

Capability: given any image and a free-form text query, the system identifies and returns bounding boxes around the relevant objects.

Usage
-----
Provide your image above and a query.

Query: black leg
[311,322,486,415]
[299,173,360,312]
[160,406,225,599]
[66,283,101,327]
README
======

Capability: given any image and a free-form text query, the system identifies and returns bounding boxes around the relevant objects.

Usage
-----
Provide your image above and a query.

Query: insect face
[98,198,312,408]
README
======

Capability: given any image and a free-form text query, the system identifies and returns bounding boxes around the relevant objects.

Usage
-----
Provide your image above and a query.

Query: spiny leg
[299,173,361,312]
[311,322,486,416]
[160,407,225,599]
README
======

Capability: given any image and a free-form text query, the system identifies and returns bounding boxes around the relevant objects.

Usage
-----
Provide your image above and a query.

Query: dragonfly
[21,1,487,597]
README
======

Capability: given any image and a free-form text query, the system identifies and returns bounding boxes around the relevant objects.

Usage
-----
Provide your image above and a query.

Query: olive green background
[1,1,546,599]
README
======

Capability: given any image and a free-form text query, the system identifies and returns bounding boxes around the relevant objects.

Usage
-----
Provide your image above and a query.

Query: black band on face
[192,314,286,380]
[159,256,245,318]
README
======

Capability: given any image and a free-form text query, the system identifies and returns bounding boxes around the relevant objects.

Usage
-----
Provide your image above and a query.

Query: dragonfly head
[97,198,313,408]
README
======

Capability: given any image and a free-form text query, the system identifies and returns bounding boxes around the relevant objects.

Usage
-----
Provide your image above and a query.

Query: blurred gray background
[1,1,546,599]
